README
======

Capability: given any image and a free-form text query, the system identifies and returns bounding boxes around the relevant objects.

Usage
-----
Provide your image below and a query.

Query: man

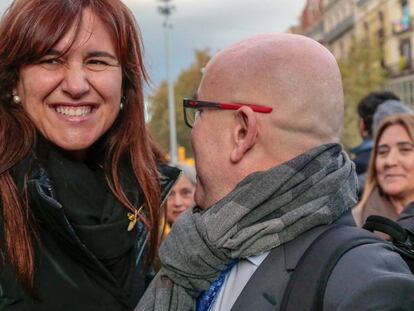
[138,34,414,310]
[352,91,400,176]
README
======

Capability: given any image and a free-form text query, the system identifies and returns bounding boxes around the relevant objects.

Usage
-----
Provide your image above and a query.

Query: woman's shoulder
[354,187,398,227]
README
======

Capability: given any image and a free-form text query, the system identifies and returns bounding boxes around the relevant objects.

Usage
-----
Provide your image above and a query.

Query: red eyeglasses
[183,98,273,128]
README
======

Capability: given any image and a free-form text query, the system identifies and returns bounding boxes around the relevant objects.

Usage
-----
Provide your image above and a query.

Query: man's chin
[194,189,208,210]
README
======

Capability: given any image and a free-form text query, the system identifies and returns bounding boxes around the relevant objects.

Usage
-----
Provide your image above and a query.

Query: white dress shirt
[210,252,269,311]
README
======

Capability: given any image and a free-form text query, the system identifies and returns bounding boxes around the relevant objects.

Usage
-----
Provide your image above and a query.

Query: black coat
[0,152,179,311]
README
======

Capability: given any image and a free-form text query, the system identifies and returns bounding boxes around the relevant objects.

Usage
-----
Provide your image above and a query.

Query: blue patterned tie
[196,260,238,311]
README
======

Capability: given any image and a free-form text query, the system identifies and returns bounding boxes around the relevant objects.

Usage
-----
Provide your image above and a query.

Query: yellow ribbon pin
[127,205,143,231]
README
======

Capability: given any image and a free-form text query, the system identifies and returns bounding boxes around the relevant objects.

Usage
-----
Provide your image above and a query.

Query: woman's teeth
[55,106,93,117]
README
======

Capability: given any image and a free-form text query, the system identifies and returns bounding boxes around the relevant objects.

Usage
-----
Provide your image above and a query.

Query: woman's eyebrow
[397,142,414,147]
[44,49,118,60]
[44,49,61,56]
[86,50,118,60]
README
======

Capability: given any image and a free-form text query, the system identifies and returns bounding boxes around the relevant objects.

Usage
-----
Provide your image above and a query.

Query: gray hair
[175,162,196,185]
[372,99,413,134]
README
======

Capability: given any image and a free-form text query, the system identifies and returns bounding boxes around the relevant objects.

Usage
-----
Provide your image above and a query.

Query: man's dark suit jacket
[230,211,414,311]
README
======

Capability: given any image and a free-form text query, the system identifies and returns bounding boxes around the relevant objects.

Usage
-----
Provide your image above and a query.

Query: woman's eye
[41,58,60,64]
[377,148,388,157]
[38,58,63,70]
[86,59,112,71]
[400,147,414,154]
[88,59,108,65]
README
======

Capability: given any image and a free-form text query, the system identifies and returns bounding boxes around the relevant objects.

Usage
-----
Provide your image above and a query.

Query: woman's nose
[173,194,184,206]
[384,149,398,167]
[61,63,90,99]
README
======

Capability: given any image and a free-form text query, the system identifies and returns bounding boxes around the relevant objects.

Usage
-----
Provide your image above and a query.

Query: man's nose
[61,63,90,99]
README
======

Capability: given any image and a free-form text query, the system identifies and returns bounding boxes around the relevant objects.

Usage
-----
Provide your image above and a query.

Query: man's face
[190,102,232,208]
[191,56,255,209]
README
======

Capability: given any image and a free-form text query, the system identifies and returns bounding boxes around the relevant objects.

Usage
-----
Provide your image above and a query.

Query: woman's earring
[120,96,126,110]
[13,95,22,104]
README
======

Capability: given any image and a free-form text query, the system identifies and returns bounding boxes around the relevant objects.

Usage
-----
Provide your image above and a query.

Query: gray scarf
[137,144,357,311]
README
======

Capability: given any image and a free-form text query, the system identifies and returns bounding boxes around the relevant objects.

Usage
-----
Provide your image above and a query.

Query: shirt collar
[246,251,270,266]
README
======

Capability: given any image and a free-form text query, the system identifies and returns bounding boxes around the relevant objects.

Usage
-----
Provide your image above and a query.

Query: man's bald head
[197,33,344,162]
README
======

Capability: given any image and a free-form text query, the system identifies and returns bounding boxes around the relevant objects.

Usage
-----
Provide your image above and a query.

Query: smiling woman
[0,0,179,310]
[353,113,414,227]
[15,8,123,159]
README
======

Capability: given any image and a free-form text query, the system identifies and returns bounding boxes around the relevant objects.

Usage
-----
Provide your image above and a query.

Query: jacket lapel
[230,247,288,311]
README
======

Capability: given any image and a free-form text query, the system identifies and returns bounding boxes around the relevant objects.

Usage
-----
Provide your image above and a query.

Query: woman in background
[353,113,414,227]
[163,163,196,236]
[0,0,178,309]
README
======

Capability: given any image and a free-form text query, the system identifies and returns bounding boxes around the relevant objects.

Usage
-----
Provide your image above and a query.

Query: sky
[0,0,306,92]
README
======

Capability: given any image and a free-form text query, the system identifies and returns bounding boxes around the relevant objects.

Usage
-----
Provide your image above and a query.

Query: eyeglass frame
[182,98,273,128]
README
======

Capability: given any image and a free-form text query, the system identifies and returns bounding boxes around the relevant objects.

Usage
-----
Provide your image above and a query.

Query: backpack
[280,215,414,311]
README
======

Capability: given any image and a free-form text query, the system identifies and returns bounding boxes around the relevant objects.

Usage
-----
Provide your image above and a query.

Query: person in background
[0,0,179,310]
[353,113,414,227]
[357,99,413,194]
[372,99,413,134]
[352,91,400,176]
[164,163,196,235]
[138,33,414,311]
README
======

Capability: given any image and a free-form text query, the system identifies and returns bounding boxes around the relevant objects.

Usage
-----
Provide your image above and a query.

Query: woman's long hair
[0,0,161,291]
[355,113,414,219]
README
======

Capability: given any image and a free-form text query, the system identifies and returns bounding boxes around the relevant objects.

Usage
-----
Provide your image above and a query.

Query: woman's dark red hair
[0,0,161,291]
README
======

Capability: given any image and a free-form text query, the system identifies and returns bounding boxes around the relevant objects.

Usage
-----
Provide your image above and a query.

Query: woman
[353,113,414,227]
[163,163,196,236]
[0,0,179,310]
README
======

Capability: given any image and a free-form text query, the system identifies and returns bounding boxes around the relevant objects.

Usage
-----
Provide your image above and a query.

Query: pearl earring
[13,95,22,104]
[120,102,124,110]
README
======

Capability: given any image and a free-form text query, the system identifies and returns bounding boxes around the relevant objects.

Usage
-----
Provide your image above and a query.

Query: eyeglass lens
[184,106,197,127]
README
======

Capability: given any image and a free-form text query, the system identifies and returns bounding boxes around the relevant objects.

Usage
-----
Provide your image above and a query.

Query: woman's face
[166,174,195,224]
[376,123,414,201]
[15,8,122,159]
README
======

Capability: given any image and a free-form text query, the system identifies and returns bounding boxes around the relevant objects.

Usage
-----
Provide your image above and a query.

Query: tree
[148,49,211,158]
[339,38,387,149]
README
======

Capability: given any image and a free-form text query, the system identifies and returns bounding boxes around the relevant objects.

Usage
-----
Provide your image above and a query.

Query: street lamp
[158,0,177,164]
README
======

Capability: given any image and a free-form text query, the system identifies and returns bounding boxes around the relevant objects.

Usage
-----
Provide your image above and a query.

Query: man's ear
[230,106,258,163]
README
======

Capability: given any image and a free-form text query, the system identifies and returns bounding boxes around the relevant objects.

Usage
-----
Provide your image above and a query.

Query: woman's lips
[383,174,405,180]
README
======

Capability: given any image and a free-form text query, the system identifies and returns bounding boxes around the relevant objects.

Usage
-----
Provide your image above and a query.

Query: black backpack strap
[364,215,409,242]
[280,225,379,311]
[363,215,414,273]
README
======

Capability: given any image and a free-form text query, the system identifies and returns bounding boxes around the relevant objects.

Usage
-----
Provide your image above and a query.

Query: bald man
[138,34,414,311]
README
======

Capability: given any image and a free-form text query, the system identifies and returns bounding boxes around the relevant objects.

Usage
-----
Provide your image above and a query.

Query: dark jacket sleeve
[0,205,31,310]
[0,265,31,310]
[324,242,414,310]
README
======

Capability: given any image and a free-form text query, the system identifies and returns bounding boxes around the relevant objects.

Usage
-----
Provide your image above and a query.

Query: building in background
[356,0,414,105]
[354,0,389,62]
[323,0,355,59]
[301,0,325,43]
[385,0,414,105]
[291,0,414,106]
